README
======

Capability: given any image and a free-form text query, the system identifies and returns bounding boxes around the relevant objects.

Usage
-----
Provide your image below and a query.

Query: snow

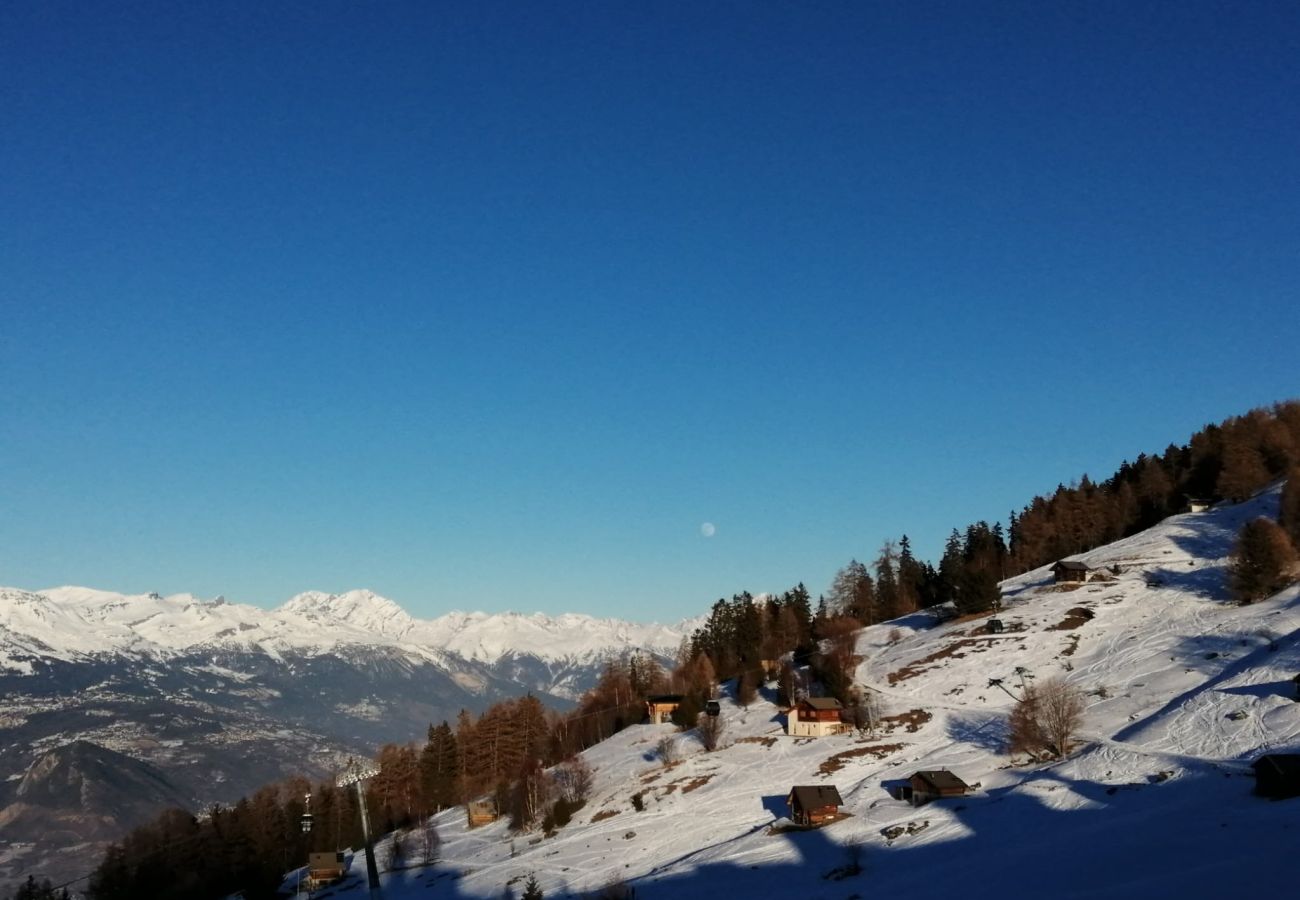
[0,587,694,669]
[281,484,1300,900]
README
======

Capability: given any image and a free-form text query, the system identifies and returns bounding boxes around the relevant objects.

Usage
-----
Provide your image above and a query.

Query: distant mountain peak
[280,589,416,637]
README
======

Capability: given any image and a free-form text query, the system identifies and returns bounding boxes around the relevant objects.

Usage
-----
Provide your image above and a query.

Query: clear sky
[2,2,1297,622]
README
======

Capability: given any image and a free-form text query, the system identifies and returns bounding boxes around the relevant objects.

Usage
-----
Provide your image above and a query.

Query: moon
[700,522,716,538]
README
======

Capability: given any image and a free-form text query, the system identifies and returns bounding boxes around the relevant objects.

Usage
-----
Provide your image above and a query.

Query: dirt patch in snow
[735,736,778,748]
[817,743,905,775]
[887,638,1005,683]
[1049,607,1096,631]
[882,709,933,733]
[590,809,619,823]
[681,774,715,793]
[1060,634,1082,657]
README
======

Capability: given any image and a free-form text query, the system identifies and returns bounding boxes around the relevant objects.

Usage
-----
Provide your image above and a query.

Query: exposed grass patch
[681,774,715,793]
[817,743,905,775]
[736,736,778,748]
[888,639,1003,683]
[590,809,619,823]
[882,709,933,733]
[1050,607,1096,631]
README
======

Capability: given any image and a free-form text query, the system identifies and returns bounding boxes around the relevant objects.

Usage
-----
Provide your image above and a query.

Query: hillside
[0,591,693,895]
[305,486,1300,899]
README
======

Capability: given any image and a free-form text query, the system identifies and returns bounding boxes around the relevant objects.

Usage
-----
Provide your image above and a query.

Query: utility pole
[338,757,382,899]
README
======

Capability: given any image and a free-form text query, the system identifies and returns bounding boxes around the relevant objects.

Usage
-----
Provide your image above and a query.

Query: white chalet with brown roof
[787,697,849,737]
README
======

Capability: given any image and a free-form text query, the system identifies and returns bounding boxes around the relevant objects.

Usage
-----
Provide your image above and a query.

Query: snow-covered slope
[309,485,1300,900]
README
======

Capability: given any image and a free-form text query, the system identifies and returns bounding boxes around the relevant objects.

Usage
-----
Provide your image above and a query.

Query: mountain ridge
[0,585,698,669]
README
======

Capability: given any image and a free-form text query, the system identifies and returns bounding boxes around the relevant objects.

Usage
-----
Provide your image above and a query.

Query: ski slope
[288,486,1300,899]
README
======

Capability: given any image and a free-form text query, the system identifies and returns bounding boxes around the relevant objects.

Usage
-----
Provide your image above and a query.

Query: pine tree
[937,529,965,606]
[420,721,460,811]
[1278,467,1300,546]
[521,873,545,900]
[897,535,924,614]
[1231,517,1298,603]
[874,542,900,621]
[1217,440,1271,502]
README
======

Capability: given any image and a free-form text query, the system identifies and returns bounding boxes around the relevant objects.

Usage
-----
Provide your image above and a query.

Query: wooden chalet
[306,851,346,889]
[787,696,849,737]
[1051,560,1091,584]
[467,797,500,827]
[787,784,844,826]
[987,618,1005,634]
[645,694,684,725]
[909,770,970,806]
[1252,754,1300,799]
[1185,497,1214,513]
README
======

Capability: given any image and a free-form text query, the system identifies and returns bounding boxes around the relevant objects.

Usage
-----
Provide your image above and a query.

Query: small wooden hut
[1051,560,1090,584]
[467,797,500,827]
[645,694,684,725]
[787,785,844,826]
[307,851,346,889]
[909,770,970,806]
[1252,754,1300,799]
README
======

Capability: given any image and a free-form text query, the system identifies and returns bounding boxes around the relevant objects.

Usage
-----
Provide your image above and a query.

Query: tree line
[816,401,1300,621]
[85,655,662,900]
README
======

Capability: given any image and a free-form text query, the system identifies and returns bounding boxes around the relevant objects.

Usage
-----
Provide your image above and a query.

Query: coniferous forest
[68,401,1300,900]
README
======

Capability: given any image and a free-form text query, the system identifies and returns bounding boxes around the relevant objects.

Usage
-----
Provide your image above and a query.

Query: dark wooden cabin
[1252,754,1300,799]
[1051,560,1091,584]
[909,770,970,806]
[787,784,844,826]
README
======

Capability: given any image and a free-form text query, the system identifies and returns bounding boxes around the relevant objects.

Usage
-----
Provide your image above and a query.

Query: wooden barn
[987,618,1005,634]
[307,851,346,889]
[909,770,970,806]
[1051,560,1091,584]
[787,696,849,737]
[645,694,684,725]
[787,784,844,826]
[1252,754,1300,799]
[467,797,500,827]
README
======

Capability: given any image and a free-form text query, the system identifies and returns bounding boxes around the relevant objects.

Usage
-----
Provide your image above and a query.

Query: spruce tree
[521,874,545,900]
[1278,467,1300,546]
[1231,517,1298,603]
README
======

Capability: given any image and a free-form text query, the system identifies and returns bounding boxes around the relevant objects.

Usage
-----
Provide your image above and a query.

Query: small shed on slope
[787,785,844,826]
[1252,754,1300,799]
[645,694,684,725]
[909,770,971,806]
[307,851,346,889]
[467,797,500,827]
[1051,560,1091,584]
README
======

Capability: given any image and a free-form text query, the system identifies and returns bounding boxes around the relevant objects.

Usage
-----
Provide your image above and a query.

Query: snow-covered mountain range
[0,586,693,680]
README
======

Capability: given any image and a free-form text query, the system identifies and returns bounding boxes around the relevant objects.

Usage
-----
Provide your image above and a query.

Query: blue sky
[2,2,1297,621]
